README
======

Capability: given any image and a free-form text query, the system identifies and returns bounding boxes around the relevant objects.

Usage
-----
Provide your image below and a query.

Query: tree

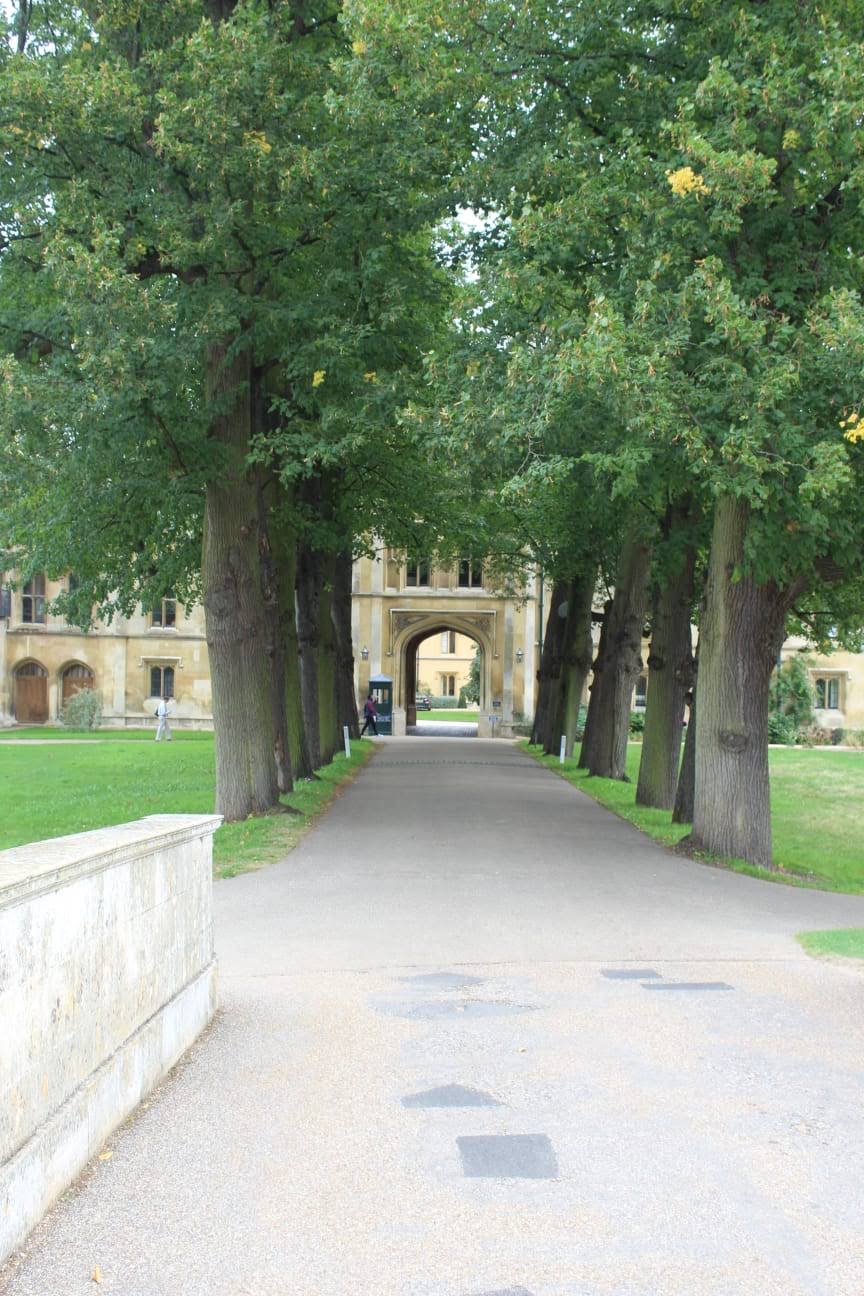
[1,0,472,816]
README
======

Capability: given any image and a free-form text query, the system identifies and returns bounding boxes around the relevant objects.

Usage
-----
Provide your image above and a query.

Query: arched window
[15,661,47,677]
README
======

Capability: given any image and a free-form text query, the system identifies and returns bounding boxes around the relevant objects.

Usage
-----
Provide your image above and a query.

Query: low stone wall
[0,814,220,1263]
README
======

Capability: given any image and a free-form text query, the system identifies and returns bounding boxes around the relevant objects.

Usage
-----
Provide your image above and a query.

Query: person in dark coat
[360,693,378,736]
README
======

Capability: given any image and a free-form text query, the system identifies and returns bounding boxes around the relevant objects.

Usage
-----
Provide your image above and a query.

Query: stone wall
[0,814,220,1263]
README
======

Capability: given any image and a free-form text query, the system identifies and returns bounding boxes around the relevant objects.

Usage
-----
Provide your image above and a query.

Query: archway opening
[404,626,485,737]
[61,662,95,704]
[14,660,48,724]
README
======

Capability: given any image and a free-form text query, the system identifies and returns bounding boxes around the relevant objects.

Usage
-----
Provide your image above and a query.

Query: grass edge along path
[519,741,863,895]
[214,740,376,879]
[797,929,864,960]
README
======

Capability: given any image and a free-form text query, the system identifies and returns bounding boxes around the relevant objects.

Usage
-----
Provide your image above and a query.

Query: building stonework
[351,548,538,735]
[0,575,212,729]
[2,559,863,734]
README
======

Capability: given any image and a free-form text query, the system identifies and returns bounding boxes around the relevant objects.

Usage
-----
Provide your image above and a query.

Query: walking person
[155,694,173,742]
[360,692,378,737]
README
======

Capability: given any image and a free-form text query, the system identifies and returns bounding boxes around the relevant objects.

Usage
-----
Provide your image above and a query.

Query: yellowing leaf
[312,370,326,388]
[363,370,377,382]
[244,130,272,154]
[352,39,368,55]
[666,166,710,198]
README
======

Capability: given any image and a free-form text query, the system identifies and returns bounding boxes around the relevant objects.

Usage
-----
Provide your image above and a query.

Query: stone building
[0,549,540,734]
[0,574,212,729]
[351,548,538,736]
[3,556,863,735]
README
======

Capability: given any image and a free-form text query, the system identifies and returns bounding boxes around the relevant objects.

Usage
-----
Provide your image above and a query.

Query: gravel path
[4,738,864,1296]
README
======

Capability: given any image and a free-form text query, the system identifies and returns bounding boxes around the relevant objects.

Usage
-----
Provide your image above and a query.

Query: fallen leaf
[91,1266,102,1284]
[98,1151,113,1162]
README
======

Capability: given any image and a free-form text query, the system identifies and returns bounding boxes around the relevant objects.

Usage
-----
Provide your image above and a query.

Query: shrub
[768,656,814,744]
[429,695,459,709]
[768,712,798,745]
[629,711,645,735]
[61,687,102,730]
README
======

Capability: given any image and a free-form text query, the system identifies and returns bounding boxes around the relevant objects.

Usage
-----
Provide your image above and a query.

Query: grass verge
[520,741,864,894]
[0,726,211,741]
[415,710,479,724]
[797,929,864,960]
[0,733,375,878]
[214,742,375,879]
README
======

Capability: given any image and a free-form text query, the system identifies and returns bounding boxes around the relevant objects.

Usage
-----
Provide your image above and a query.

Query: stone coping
[0,814,222,912]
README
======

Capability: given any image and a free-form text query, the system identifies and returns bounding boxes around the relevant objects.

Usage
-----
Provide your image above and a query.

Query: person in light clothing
[155,695,173,742]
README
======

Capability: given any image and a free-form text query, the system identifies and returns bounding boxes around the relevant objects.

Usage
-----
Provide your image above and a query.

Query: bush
[61,687,103,730]
[768,656,814,745]
[629,711,645,735]
[429,695,460,709]
[768,711,798,745]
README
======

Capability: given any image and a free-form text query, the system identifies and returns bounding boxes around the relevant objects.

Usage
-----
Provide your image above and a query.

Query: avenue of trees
[3,0,864,870]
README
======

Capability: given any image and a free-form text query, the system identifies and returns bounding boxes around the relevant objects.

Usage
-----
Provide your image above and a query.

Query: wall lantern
[360,645,370,661]
[515,648,524,664]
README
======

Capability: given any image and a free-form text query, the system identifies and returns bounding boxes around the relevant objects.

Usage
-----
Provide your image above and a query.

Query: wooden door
[15,674,48,723]
[62,664,94,703]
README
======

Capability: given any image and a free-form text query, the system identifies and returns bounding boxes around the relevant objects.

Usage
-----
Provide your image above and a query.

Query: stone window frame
[457,558,484,589]
[813,672,844,711]
[405,559,431,588]
[21,573,47,625]
[150,593,178,629]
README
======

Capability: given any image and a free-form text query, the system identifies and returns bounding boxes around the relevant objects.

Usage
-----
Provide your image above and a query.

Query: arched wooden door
[14,662,48,724]
[62,663,94,704]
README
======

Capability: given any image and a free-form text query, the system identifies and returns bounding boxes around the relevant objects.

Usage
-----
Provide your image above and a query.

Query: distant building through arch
[351,546,538,736]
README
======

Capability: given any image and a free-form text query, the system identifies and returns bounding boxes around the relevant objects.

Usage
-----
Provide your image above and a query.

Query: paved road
[409,720,479,737]
[4,739,864,1296]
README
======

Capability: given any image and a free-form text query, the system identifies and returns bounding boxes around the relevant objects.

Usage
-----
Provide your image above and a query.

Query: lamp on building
[515,648,524,664]
[360,645,369,661]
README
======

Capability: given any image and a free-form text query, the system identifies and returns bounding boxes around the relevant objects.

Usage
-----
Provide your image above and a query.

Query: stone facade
[0,576,211,729]
[351,547,539,736]
[3,561,863,733]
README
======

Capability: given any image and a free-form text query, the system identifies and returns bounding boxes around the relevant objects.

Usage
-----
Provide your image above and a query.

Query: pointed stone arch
[391,612,496,728]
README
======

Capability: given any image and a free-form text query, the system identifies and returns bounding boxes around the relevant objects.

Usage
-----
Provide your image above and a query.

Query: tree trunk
[317,550,340,767]
[587,534,651,780]
[296,539,324,771]
[276,530,315,781]
[332,550,360,740]
[202,341,279,820]
[578,601,610,769]
[688,497,789,868]
[531,581,567,747]
[541,586,570,754]
[255,472,293,796]
[552,574,595,759]
[672,652,697,824]
[636,546,695,809]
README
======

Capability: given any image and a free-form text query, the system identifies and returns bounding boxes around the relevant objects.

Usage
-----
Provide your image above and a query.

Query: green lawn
[415,710,479,724]
[797,929,864,959]
[0,725,214,741]
[521,742,864,893]
[0,734,375,879]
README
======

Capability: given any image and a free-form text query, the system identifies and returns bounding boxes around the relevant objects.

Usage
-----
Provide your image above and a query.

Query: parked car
[415,695,432,711]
